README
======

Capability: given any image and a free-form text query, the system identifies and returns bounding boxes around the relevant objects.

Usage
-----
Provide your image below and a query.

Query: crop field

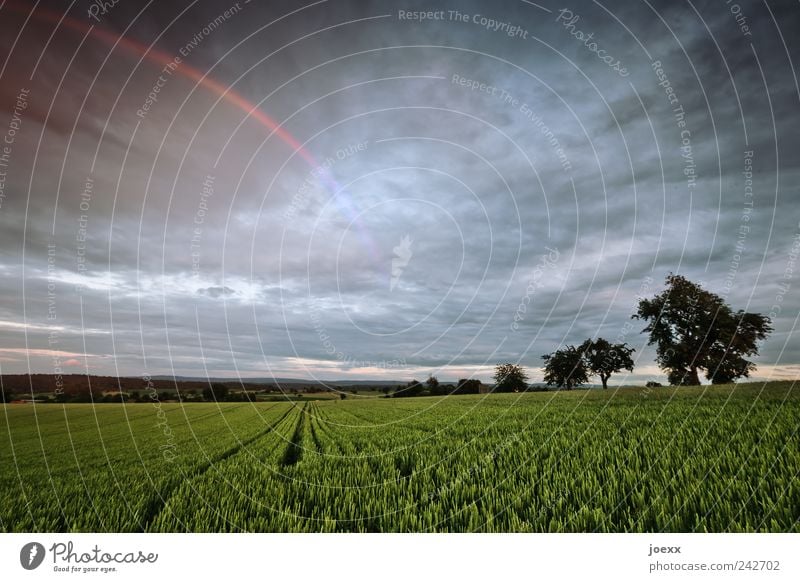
[1,382,798,532]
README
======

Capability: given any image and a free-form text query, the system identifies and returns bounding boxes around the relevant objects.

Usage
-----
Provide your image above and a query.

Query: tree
[203,383,229,401]
[542,346,589,390]
[579,338,635,389]
[493,363,529,393]
[454,378,482,394]
[426,375,446,395]
[468,379,483,394]
[634,274,771,385]
[394,380,424,398]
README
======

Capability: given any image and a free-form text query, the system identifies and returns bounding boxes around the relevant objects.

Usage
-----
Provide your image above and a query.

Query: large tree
[634,274,771,385]
[394,379,424,398]
[427,375,446,396]
[579,338,635,389]
[454,378,482,394]
[493,363,529,393]
[541,346,589,390]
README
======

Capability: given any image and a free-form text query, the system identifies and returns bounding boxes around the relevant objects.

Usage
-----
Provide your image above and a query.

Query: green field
[1,382,798,532]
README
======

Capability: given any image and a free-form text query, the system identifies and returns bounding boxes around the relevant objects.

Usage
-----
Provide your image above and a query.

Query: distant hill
[150,375,400,386]
[0,374,403,395]
[0,374,651,397]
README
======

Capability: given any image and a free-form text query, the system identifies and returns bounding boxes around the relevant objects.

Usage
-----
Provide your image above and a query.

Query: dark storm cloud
[0,0,798,382]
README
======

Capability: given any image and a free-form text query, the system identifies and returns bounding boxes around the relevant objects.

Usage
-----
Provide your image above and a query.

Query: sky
[0,0,798,384]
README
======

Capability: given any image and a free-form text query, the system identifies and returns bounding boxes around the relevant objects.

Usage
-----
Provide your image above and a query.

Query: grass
[1,382,798,532]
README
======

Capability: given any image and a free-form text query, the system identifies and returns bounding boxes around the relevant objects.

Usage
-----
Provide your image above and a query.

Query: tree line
[539,274,771,389]
[402,274,772,394]
[2,274,772,401]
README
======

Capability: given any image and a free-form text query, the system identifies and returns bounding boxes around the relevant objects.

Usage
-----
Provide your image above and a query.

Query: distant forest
[0,374,374,398]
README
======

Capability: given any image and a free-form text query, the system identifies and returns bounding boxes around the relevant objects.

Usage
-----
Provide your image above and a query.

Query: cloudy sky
[0,0,798,383]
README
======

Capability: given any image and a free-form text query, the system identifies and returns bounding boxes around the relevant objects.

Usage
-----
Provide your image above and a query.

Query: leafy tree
[645,381,662,388]
[493,363,529,393]
[634,274,771,385]
[427,375,446,395]
[579,338,635,389]
[203,383,229,401]
[394,380,424,398]
[454,379,482,394]
[542,346,589,390]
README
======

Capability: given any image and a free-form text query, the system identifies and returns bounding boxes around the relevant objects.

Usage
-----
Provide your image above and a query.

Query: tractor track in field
[279,403,308,467]
[140,404,298,531]
[306,402,345,456]
[306,403,326,455]
[308,405,348,456]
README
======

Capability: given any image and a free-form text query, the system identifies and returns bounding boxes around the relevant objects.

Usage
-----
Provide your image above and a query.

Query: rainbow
[7,2,381,261]
[10,2,316,165]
